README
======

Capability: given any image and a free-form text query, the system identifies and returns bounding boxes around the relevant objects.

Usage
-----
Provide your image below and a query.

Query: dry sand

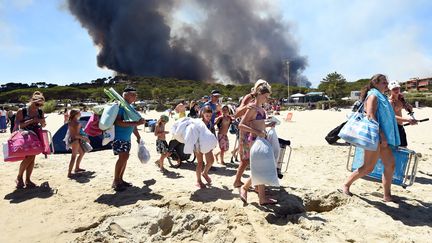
[0,108,431,242]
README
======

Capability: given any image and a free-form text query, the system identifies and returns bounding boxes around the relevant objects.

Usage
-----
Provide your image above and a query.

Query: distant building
[350,91,361,100]
[402,77,432,92]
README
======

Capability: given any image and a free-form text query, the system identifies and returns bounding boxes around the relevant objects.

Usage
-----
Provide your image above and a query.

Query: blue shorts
[112,140,131,155]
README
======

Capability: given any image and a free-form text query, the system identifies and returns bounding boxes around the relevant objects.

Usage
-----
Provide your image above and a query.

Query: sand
[0,108,431,243]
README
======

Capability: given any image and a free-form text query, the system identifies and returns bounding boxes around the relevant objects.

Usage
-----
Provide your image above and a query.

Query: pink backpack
[84,113,103,136]
[7,130,43,158]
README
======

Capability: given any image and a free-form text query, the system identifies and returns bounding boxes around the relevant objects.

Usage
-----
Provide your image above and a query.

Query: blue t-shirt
[114,107,134,141]
[203,101,218,126]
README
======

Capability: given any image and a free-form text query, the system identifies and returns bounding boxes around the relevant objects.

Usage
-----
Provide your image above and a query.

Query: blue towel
[367,88,400,146]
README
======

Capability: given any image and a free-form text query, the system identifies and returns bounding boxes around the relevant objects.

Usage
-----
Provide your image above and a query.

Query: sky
[1,0,431,88]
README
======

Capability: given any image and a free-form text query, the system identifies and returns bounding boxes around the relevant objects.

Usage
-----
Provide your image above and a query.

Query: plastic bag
[267,128,280,167]
[138,139,150,164]
[80,141,93,153]
[102,126,115,146]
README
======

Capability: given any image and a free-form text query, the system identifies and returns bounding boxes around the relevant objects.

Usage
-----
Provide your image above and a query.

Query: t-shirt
[114,107,134,141]
[203,101,218,126]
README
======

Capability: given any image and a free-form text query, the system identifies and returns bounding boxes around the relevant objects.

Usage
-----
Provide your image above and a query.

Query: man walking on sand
[112,86,145,192]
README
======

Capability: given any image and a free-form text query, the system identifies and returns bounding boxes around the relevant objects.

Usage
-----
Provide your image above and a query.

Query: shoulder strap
[38,109,43,118]
[22,107,27,118]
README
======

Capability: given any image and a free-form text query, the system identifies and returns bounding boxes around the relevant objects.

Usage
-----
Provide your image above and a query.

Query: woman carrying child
[67,109,90,178]
[154,115,171,172]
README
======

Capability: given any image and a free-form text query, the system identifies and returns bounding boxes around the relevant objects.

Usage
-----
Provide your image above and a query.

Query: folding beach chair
[346,145,420,188]
[276,138,292,178]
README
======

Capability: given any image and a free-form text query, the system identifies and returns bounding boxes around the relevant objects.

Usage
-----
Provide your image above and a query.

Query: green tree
[318,72,347,100]
[19,95,29,103]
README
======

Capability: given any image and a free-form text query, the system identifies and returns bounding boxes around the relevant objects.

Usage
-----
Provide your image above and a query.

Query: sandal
[233,181,244,188]
[15,178,25,189]
[74,168,86,173]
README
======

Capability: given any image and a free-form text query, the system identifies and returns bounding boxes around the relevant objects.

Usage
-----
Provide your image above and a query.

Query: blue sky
[1,0,431,88]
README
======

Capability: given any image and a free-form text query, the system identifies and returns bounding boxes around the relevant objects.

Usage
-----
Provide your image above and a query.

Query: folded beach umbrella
[104,88,142,122]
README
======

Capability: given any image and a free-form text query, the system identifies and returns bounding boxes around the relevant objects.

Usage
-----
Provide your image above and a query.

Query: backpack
[325,121,347,144]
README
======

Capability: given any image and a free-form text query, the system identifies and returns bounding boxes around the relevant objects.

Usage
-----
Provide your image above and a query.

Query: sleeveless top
[21,107,43,132]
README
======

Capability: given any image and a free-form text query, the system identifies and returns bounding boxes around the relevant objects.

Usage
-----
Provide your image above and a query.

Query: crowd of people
[3,74,419,204]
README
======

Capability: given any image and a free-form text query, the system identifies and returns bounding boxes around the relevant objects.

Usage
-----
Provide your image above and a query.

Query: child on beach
[67,109,90,178]
[195,106,215,188]
[214,105,233,165]
[154,115,171,172]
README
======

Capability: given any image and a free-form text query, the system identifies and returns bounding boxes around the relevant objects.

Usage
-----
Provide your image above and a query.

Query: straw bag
[338,103,379,151]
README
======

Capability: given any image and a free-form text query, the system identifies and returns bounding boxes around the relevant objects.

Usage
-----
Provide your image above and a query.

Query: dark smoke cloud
[67,0,309,86]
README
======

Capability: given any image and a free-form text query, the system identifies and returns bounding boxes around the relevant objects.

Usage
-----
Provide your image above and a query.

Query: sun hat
[388,81,401,90]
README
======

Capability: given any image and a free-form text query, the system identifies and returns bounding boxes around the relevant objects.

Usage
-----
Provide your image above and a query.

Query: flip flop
[121,181,133,187]
[74,168,86,173]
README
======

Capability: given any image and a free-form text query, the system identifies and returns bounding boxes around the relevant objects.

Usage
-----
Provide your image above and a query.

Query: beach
[0,108,431,242]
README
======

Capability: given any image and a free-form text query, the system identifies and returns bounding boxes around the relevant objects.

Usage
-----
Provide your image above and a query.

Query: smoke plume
[67,0,309,86]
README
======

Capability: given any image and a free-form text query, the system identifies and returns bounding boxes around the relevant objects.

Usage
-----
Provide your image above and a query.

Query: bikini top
[249,105,266,120]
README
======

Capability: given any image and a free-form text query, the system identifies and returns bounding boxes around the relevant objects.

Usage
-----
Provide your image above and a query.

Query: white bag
[63,129,71,150]
[102,126,115,146]
[99,103,119,130]
[267,128,281,167]
[138,139,150,164]
[250,137,280,187]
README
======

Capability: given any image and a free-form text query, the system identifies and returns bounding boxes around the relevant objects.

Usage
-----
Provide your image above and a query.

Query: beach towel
[172,118,217,154]
[102,126,115,146]
[104,88,142,122]
[84,113,103,136]
[99,103,119,130]
[368,88,400,147]
[250,137,279,187]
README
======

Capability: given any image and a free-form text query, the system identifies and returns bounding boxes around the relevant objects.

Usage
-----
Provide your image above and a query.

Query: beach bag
[102,126,115,146]
[138,139,150,164]
[36,128,53,155]
[3,142,25,162]
[84,113,103,136]
[7,130,43,158]
[325,121,347,144]
[338,103,379,151]
[267,128,280,167]
[80,141,93,153]
[250,137,279,187]
[99,103,119,130]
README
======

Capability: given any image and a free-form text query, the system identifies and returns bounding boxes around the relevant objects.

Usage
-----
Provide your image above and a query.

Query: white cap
[388,81,400,90]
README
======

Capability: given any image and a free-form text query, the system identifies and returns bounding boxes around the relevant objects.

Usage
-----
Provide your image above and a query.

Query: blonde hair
[30,91,45,103]
[251,79,270,93]
[253,83,272,96]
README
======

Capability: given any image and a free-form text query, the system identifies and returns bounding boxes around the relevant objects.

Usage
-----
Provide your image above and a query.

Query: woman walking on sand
[14,91,47,188]
[238,84,279,205]
[342,74,400,202]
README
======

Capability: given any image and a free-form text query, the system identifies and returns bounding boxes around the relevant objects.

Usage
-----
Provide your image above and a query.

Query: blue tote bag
[338,103,379,151]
